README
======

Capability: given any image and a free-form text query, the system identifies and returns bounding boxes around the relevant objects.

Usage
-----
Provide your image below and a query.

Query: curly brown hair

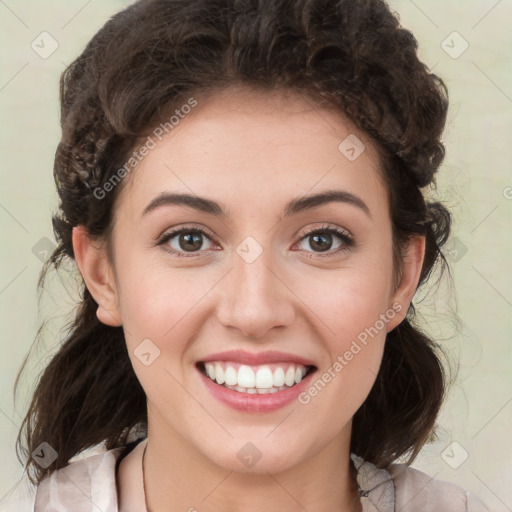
[15,0,452,486]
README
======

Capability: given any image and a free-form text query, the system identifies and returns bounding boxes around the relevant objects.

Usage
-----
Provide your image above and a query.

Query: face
[75,86,423,475]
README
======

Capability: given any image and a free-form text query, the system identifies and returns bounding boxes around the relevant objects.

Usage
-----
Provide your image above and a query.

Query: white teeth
[223,383,294,394]
[285,367,296,386]
[215,363,225,384]
[224,366,238,386]
[273,367,285,387]
[255,366,274,388]
[238,365,256,388]
[203,361,311,393]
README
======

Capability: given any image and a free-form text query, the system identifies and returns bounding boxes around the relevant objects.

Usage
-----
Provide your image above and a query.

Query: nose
[216,241,295,340]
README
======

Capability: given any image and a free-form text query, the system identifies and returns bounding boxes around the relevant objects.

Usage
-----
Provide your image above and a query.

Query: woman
[14,0,484,510]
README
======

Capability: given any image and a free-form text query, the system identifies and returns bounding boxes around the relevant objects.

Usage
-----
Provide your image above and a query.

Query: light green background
[1,0,511,510]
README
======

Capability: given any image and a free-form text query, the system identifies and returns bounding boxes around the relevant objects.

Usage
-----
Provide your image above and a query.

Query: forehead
[117,87,387,219]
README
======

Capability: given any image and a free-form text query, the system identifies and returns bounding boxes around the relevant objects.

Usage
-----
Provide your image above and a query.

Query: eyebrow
[141,189,371,219]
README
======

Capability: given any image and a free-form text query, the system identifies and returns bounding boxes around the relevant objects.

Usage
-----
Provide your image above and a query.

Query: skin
[72,85,425,512]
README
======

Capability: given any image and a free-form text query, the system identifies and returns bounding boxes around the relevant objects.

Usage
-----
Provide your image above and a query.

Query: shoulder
[0,476,37,512]
[387,463,469,511]
[33,444,127,512]
[352,454,485,512]
[34,424,148,511]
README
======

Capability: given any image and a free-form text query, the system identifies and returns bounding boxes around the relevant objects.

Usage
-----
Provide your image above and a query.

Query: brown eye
[158,226,216,257]
[306,232,336,252]
[177,232,204,252]
[296,225,354,257]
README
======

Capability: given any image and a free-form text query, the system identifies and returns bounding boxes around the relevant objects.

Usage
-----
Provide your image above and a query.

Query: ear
[72,225,122,327]
[386,235,426,332]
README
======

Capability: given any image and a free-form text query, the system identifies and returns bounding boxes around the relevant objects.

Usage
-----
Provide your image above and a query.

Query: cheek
[296,275,390,424]
[115,251,204,342]
[290,255,393,400]
[295,264,394,345]
[118,267,198,404]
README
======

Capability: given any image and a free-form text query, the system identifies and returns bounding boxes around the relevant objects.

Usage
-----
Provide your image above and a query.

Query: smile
[196,350,318,412]
[198,361,315,394]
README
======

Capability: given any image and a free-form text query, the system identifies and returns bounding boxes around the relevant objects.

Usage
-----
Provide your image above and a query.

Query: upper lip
[199,350,317,367]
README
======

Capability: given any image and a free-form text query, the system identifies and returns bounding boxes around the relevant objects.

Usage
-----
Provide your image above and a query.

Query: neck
[142,420,361,512]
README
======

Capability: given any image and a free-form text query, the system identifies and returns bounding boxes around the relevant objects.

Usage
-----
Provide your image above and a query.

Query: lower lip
[198,367,316,413]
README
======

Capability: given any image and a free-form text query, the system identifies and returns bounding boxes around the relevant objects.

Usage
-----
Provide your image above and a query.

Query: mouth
[196,361,317,394]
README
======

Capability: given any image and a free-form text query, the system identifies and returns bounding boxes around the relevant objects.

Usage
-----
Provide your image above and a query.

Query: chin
[200,437,309,475]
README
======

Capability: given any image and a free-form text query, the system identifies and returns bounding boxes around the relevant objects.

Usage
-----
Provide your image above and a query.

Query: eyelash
[157,224,355,259]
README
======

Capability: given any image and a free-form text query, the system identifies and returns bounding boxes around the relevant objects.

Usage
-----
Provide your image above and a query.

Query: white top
[2,435,488,512]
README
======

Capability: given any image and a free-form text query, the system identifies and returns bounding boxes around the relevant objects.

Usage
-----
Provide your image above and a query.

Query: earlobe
[72,225,122,327]
[386,235,426,332]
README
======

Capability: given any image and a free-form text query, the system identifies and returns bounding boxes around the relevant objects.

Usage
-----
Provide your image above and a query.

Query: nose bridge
[217,235,294,339]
